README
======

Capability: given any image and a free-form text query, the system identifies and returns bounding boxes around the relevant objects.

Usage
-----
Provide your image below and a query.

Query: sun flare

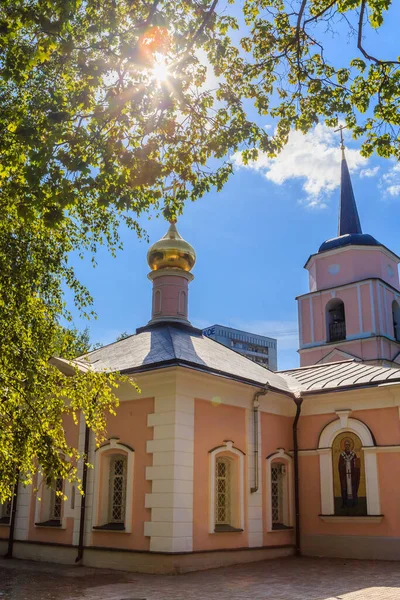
[151,52,170,83]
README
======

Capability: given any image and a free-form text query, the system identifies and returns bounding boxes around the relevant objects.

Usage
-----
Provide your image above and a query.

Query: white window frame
[209,441,245,533]
[92,438,134,533]
[266,449,294,532]
[318,412,380,516]
[34,471,69,529]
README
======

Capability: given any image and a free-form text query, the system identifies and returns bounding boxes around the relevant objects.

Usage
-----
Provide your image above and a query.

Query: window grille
[215,457,231,525]
[50,477,63,521]
[271,463,285,525]
[108,455,127,523]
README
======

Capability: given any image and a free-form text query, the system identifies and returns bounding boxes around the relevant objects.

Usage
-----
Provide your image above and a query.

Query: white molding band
[309,297,315,343]
[370,281,376,333]
[357,284,363,334]
[320,515,383,524]
[318,417,374,449]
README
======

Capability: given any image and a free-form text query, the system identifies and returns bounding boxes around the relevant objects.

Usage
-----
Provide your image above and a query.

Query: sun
[151,52,170,83]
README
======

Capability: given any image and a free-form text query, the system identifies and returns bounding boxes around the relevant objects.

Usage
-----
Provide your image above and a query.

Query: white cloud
[381,162,400,197]
[233,124,368,207]
[360,166,380,178]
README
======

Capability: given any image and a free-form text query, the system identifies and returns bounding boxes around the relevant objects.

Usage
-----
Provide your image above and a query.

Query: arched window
[92,439,134,533]
[266,450,294,531]
[326,298,346,342]
[49,476,63,522]
[215,457,231,527]
[108,455,127,524]
[209,441,245,533]
[271,462,285,528]
[0,500,11,524]
[178,290,187,315]
[392,300,400,341]
[153,289,162,314]
[34,475,64,527]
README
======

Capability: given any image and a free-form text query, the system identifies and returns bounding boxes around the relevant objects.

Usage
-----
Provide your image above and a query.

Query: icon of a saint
[338,437,360,508]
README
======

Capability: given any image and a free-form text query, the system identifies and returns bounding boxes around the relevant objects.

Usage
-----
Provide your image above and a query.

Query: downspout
[75,423,90,564]
[250,387,269,494]
[5,474,19,559]
[293,394,303,556]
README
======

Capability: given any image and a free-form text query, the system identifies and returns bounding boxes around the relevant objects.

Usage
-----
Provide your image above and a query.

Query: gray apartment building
[202,324,278,371]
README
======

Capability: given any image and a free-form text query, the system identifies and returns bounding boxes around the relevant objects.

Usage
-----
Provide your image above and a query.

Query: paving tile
[0,557,400,600]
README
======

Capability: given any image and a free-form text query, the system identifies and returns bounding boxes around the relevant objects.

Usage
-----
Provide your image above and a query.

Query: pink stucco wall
[28,414,79,546]
[151,273,189,322]
[299,407,400,539]
[308,248,399,291]
[261,412,294,547]
[193,398,248,551]
[90,397,154,551]
[299,277,400,366]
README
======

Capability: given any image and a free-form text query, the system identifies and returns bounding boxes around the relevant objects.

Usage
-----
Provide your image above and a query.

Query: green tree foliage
[0,0,397,500]
[53,326,92,359]
[115,332,131,341]
[0,207,136,500]
[236,0,400,160]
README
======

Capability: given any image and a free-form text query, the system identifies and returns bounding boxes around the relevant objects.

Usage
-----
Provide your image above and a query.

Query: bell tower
[297,138,400,367]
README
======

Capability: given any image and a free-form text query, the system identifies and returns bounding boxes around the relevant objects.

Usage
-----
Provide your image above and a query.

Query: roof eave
[119,359,296,398]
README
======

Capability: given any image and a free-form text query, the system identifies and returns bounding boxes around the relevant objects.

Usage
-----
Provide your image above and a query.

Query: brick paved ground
[0,556,399,600]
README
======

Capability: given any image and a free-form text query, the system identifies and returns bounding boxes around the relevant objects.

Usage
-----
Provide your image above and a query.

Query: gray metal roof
[78,323,299,394]
[75,327,400,397]
[280,360,400,393]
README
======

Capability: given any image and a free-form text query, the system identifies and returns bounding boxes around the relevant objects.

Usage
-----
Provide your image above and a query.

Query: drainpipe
[5,474,19,559]
[293,394,303,556]
[75,424,90,564]
[250,387,269,493]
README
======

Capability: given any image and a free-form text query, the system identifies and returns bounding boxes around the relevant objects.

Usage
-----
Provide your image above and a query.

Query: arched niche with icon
[332,431,367,516]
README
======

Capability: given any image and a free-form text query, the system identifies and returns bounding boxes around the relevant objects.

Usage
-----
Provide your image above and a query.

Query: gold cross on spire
[334,124,347,158]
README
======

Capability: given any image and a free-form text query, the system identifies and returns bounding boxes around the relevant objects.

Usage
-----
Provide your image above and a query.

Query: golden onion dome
[147,221,196,272]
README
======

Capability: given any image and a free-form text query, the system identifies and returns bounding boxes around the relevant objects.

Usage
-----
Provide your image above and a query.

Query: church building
[1,144,400,572]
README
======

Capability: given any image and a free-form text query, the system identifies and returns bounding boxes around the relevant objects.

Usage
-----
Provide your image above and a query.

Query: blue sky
[67,4,400,371]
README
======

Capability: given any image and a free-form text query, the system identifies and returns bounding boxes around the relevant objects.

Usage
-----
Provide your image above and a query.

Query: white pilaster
[247,408,263,547]
[145,394,194,552]
[14,482,32,540]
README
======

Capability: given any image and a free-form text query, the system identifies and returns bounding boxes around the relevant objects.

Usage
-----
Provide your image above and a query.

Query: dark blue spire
[318,143,381,254]
[338,150,362,236]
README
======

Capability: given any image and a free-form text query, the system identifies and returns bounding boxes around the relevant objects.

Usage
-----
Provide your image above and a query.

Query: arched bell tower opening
[392,301,400,342]
[326,298,346,343]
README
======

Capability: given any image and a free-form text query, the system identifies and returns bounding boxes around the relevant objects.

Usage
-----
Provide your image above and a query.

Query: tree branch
[187,0,219,53]
[304,1,337,26]
[357,0,400,66]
